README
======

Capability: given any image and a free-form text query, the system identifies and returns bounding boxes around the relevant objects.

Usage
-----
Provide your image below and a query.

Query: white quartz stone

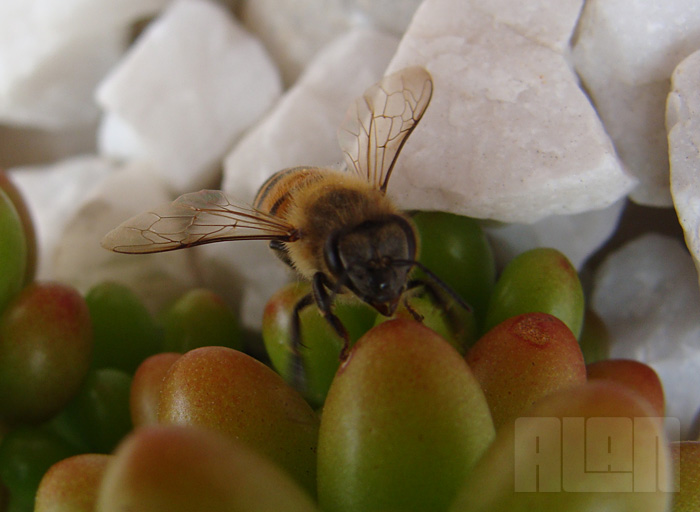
[0,26,125,128]
[50,161,200,314]
[591,234,700,438]
[354,0,423,36]
[485,199,626,270]
[222,28,399,200]
[8,155,116,279]
[240,0,353,86]
[383,0,635,224]
[26,0,172,32]
[668,49,700,287]
[8,0,171,34]
[572,0,700,206]
[96,0,282,194]
[0,0,172,128]
[211,28,399,329]
[96,114,146,164]
[239,0,423,84]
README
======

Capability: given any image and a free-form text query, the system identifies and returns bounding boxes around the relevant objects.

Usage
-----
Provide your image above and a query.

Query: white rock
[9,0,171,35]
[240,0,353,86]
[591,234,700,438]
[222,28,399,200]
[0,25,125,128]
[384,0,635,224]
[51,161,200,314]
[239,0,423,84]
[96,114,146,163]
[96,0,282,194]
[240,0,420,85]
[8,155,116,279]
[354,0,423,36]
[211,28,399,329]
[667,49,700,286]
[0,0,172,128]
[485,199,626,270]
[572,0,700,207]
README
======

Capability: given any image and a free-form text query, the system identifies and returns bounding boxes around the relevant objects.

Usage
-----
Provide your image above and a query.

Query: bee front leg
[311,272,351,360]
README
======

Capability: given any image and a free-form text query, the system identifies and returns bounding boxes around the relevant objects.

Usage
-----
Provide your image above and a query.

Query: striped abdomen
[253,166,327,221]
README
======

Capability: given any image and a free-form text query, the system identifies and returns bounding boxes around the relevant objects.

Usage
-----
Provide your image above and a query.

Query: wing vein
[102,189,297,254]
[337,66,433,194]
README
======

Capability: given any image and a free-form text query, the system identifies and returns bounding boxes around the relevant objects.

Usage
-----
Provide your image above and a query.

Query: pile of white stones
[2,0,700,436]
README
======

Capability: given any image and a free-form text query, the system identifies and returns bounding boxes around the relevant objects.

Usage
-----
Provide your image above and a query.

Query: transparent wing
[338,66,433,193]
[101,189,297,254]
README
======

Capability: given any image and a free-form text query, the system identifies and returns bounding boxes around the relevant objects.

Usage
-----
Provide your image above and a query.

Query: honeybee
[102,66,457,359]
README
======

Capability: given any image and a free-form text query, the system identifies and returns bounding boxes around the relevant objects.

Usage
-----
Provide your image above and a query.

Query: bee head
[325,215,417,316]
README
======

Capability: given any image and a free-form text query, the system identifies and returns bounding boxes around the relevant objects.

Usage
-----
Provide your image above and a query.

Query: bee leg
[401,295,424,322]
[290,292,314,390]
[407,275,472,313]
[406,278,445,309]
[311,272,352,360]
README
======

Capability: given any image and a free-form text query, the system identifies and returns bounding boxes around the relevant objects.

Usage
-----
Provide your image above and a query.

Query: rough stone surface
[668,49,700,287]
[383,0,635,224]
[573,0,700,206]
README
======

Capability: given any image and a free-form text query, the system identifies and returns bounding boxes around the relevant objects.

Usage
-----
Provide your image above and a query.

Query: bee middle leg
[407,273,472,313]
[288,273,351,389]
[406,278,446,313]
[403,277,473,331]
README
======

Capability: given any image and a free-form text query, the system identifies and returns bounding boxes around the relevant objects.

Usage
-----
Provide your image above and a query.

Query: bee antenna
[392,259,472,313]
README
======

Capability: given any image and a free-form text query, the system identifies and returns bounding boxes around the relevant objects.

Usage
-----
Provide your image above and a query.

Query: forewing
[338,66,433,193]
[101,190,297,254]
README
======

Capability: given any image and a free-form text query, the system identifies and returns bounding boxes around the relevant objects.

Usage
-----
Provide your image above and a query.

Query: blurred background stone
[239,0,352,87]
[591,234,700,438]
[0,0,173,128]
[222,28,399,201]
[485,199,626,271]
[8,156,116,278]
[97,0,282,194]
[354,0,422,36]
[50,162,200,313]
